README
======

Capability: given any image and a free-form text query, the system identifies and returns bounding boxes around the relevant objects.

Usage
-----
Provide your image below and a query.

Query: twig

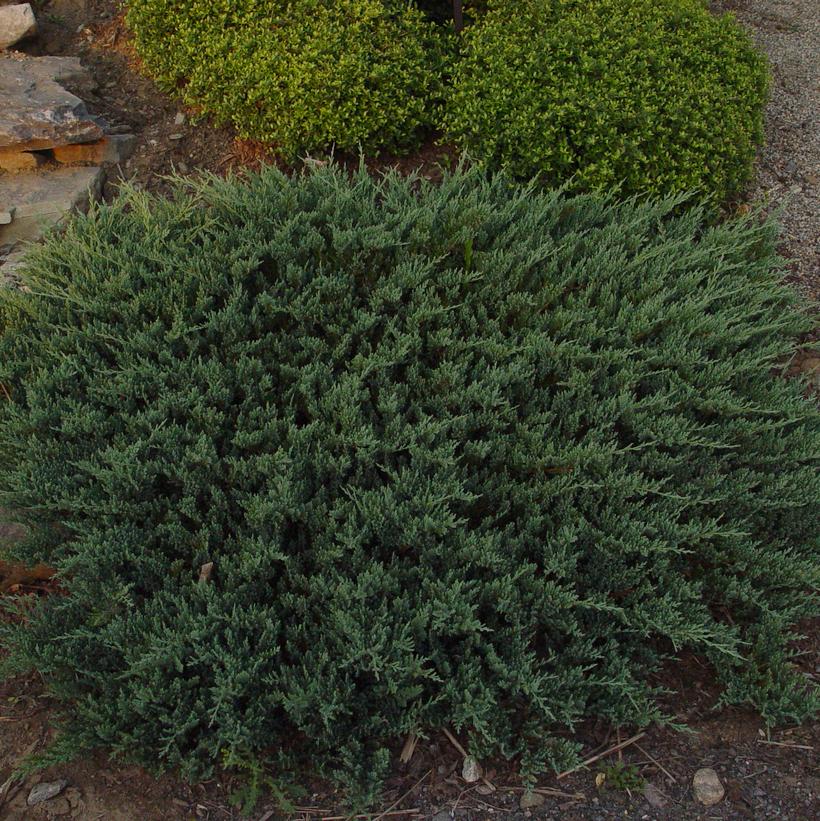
[319,810,420,821]
[757,740,814,751]
[557,732,647,780]
[400,733,418,764]
[371,769,431,821]
[505,786,584,800]
[442,728,468,758]
[741,768,768,780]
[634,742,678,783]
[442,729,497,793]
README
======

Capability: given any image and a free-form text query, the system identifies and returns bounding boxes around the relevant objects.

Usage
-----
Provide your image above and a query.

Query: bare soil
[1,0,818,819]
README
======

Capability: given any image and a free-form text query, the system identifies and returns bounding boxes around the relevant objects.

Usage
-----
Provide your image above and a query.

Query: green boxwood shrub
[126,0,450,158]
[1,166,818,800]
[443,0,769,200]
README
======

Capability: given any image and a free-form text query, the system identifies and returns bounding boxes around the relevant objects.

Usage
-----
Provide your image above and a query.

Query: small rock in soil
[27,779,68,805]
[461,755,482,783]
[174,112,186,126]
[520,791,545,809]
[0,4,37,51]
[693,767,725,806]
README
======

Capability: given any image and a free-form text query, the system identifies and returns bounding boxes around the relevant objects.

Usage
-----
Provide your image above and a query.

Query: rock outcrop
[0,54,105,154]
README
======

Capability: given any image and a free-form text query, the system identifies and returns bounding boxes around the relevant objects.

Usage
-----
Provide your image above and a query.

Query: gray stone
[0,4,37,51]
[693,767,725,807]
[0,54,105,151]
[461,755,481,783]
[27,779,68,806]
[0,165,104,245]
[174,111,186,126]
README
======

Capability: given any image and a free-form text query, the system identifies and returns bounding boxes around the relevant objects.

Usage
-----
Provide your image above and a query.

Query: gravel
[716,0,820,301]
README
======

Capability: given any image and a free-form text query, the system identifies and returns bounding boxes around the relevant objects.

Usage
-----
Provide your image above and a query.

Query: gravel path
[717,0,820,301]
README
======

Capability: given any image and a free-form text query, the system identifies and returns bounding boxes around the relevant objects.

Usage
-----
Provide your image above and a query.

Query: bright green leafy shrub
[1,166,818,800]
[126,0,449,158]
[443,0,769,200]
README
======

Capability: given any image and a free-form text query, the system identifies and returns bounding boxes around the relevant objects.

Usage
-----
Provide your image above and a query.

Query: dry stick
[634,742,678,784]
[399,733,419,764]
[757,740,814,751]
[556,731,647,780]
[442,728,497,793]
[319,810,420,821]
[505,786,584,800]
[371,769,432,821]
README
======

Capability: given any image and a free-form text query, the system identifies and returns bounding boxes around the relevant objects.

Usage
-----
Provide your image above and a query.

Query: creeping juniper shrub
[443,0,769,200]
[0,165,818,800]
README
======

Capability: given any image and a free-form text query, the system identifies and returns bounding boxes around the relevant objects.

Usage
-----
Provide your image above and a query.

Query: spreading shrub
[443,0,769,200]
[1,166,818,800]
[126,0,449,158]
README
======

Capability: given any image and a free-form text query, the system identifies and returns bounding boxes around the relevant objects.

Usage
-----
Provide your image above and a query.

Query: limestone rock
[0,146,49,172]
[693,767,725,807]
[0,165,104,246]
[0,4,37,51]
[53,133,136,166]
[0,54,105,151]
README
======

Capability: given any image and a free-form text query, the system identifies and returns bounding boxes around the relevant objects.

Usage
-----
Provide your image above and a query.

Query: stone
[519,791,545,810]
[0,207,14,224]
[27,779,68,806]
[174,111,186,126]
[0,54,105,151]
[52,134,136,166]
[0,4,37,51]
[693,767,725,807]
[0,146,48,172]
[461,755,482,783]
[0,165,104,246]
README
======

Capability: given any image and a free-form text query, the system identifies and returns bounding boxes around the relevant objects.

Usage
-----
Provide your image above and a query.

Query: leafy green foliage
[443,0,769,200]
[600,762,645,792]
[126,0,450,158]
[1,165,818,801]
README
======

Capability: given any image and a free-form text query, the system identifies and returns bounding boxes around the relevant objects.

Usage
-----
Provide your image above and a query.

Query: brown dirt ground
[1,1,818,819]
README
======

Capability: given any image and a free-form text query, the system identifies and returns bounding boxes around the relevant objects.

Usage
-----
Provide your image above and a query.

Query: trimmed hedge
[443,0,769,199]
[126,0,449,158]
[1,166,818,801]
[127,1,768,201]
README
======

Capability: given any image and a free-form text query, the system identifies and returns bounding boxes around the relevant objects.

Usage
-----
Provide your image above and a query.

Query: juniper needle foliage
[0,166,818,798]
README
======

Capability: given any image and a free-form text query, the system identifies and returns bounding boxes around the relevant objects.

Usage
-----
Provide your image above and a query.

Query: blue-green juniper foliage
[0,165,817,799]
